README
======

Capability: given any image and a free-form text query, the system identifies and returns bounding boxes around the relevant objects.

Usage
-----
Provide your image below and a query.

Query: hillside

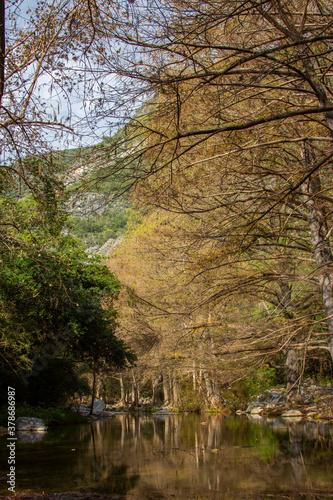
[58,136,133,252]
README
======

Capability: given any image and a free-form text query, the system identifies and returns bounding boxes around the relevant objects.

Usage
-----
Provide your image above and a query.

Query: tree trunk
[132,372,139,406]
[172,375,179,407]
[301,142,333,361]
[286,349,299,403]
[193,361,196,391]
[152,373,163,405]
[119,372,126,406]
[203,369,221,408]
[163,373,169,404]
[203,369,213,404]
[96,374,105,401]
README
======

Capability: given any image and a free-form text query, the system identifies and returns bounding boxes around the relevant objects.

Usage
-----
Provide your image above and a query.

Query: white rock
[250,406,263,415]
[281,409,303,418]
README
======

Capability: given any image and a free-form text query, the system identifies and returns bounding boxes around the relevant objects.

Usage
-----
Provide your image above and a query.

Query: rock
[246,402,259,412]
[281,409,303,418]
[306,412,317,418]
[87,399,106,414]
[248,414,263,421]
[250,406,264,415]
[257,390,285,404]
[98,236,123,256]
[77,404,90,415]
[16,417,47,432]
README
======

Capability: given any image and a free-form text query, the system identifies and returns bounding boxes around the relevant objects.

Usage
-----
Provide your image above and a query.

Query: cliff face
[60,139,131,254]
[85,235,123,256]
[66,181,129,253]
[66,192,108,218]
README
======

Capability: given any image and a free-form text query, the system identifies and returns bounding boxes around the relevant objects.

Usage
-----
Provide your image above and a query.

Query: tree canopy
[2,0,333,407]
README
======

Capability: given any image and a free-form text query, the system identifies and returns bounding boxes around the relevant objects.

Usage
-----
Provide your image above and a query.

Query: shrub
[27,358,90,405]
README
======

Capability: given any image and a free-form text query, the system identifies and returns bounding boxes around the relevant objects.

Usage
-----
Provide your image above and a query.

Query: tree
[85,0,333,377]
[69,296,135,412]
[0,171,134,404]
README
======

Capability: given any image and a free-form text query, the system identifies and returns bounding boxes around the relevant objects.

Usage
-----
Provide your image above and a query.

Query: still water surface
[1,413,333,499]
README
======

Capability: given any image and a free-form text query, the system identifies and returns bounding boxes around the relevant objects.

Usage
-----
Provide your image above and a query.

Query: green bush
[224,366,278,407]
[0,404,87,427]
[175,377,205,412]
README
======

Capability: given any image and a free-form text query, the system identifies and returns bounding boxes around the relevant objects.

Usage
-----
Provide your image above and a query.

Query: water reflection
[0,414,333,498]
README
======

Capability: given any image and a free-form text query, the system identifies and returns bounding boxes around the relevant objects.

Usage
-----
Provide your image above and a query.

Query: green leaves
[0,163,130,378]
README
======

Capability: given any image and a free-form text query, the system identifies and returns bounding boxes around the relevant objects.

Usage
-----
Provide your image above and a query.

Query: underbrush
[223,366,280,408]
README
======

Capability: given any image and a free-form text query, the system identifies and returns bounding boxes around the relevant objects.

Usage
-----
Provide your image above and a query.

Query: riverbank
[1,378,333,438]
[235,379,333,423]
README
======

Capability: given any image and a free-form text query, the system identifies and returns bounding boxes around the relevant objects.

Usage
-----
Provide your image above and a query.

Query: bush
[27,358,90,406]
[0,404,87,427]
[175,377,206,412]
[0,366,28,407]
[224,366,278,407]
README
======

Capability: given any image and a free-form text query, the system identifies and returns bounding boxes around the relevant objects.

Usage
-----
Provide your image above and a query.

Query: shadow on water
[0,413,333,499]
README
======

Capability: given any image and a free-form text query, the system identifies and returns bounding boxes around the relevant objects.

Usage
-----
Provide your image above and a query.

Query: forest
[1,0,333,417]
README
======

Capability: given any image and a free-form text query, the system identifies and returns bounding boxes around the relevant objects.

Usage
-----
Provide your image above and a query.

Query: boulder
[87,399,106,414]
[77,405,90,415]
[281,409,303,418]
[250,406,264,415]
[16,417,47,432]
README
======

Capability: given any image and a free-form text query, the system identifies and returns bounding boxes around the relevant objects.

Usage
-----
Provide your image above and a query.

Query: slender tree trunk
[119,372,126,406]
[203,369,213,404]
[96,374,105,401]
[193,361,196,391]
[132,372,139,406]
[163,373,169,404]
[302,142,333,360]
[172,374,179,407]
[286,349,299,403]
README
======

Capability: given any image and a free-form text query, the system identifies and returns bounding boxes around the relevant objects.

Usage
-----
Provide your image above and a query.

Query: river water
[1,413,333,499]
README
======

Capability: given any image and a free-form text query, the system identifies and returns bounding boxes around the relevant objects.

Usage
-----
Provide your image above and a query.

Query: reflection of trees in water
[249,418,333,499]
[288,422,306,485]
[7,415,333,498]
[73,421,139,495]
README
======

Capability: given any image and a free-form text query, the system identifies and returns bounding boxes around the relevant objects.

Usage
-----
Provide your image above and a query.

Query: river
[1,413,333,499]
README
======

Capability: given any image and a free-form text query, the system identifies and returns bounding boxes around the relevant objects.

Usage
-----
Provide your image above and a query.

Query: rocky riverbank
[236,379,333,422]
